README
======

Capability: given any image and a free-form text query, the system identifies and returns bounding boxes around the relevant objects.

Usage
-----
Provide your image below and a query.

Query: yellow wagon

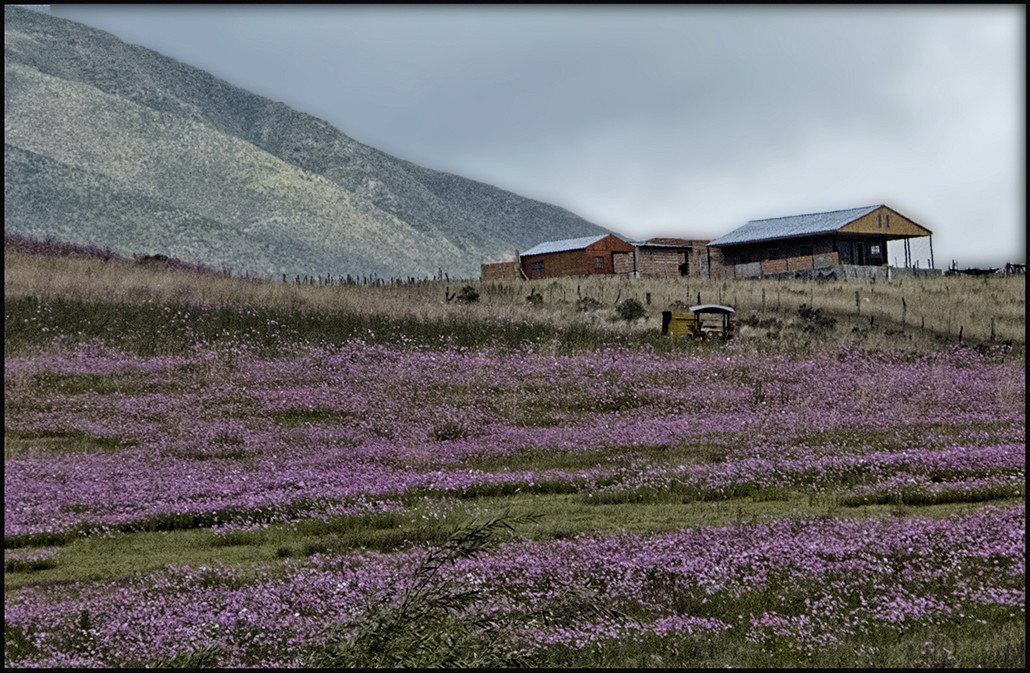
[661,304,736,340]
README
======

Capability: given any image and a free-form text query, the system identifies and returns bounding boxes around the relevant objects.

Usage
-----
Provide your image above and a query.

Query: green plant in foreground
[306,512,631,668]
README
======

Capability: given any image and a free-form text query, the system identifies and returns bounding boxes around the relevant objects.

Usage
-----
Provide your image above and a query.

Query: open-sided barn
[519,234,636,279]
[707,204,934,280]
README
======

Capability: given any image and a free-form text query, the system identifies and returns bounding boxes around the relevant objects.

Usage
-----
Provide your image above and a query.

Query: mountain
[3,6,609,279]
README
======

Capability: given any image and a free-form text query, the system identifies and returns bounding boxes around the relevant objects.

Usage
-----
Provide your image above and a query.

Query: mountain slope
[4,6,609,278]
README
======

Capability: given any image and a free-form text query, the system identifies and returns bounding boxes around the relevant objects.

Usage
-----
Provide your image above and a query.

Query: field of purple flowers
[4,333,1026,666]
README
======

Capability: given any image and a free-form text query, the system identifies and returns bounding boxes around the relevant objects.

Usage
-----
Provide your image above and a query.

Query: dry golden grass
[5,250,1025,347]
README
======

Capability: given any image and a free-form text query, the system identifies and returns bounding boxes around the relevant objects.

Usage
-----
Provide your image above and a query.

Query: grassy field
[5,247,1026,354]
[4,241,1025,667]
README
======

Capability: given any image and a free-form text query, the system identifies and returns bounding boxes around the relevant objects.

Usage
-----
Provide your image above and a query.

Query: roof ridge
[748,204,881,224]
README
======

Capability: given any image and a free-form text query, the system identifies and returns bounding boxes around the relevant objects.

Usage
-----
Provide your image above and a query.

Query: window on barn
[594,255,605,270]
[530,261,545,278]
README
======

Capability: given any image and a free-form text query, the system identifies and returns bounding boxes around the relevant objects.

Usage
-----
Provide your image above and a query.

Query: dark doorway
[678,253,689,276]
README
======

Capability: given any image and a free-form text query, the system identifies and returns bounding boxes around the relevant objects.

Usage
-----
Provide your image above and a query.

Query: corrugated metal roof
[708,205,882,247]
[520,234,613,257]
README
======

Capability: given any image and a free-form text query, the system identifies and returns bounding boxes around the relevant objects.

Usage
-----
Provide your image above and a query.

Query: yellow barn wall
[840,206,931,238]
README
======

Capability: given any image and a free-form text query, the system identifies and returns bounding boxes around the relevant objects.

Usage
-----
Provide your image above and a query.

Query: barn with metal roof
[707,205,933,279]
[519,233,637,279]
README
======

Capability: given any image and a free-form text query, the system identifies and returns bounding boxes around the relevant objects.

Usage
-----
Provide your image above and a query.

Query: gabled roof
[521,234,617,257]
[708,205,883,247]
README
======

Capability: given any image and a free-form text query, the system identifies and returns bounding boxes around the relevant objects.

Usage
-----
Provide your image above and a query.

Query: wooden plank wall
[480,261,522,281]
[637,249,683,279]
[613,252,635,275]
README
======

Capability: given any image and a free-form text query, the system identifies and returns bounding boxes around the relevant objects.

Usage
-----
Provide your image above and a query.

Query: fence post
[991,317,996,342]
[855,289,860,316]
[901,297,907,326]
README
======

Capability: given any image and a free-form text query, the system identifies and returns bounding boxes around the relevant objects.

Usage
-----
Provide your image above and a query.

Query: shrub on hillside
[615,298,646,321]
[456,286,480,304]
[797,303,836,332]
[576,296,604,312]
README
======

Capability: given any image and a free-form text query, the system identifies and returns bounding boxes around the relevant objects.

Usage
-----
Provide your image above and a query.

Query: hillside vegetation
[4,6,607,280]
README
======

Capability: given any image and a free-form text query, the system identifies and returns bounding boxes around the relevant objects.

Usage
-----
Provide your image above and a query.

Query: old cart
[661,304,736,340]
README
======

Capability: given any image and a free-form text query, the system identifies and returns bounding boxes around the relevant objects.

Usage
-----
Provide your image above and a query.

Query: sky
[37,5,1028,267]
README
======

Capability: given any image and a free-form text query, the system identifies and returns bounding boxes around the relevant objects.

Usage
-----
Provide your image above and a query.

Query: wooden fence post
[901,297,907,326]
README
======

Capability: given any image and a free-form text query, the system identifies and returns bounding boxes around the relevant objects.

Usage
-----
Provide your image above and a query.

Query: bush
[797,303,836,331]
[456,286,480,303]
[616,298,646,321]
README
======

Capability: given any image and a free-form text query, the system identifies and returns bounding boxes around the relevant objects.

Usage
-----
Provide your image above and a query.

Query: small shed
[520,233,636,279]
[635,238,710,279]
[707,204,933,280]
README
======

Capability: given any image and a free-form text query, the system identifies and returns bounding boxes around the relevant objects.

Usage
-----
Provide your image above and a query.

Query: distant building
[518,234,636,280]
[480,258,525,281]
[707,205,934,280]
[634,238,710,279]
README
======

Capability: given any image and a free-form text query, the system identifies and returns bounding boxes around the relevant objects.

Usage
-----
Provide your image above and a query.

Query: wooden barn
[519,234,636,279]
[635,238,710,279]
[707,205,933,280]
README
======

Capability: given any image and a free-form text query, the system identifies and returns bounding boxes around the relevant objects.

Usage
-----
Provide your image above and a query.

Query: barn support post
[929,235,935,269]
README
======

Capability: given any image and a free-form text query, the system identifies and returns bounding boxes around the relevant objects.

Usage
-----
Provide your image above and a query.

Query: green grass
[6,490,1016,593]
[4,295,682,358]
[534,616,1025,668]
[4,429,128,460]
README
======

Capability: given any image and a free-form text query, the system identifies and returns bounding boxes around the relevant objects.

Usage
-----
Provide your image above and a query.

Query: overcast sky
[46,5,1026,267]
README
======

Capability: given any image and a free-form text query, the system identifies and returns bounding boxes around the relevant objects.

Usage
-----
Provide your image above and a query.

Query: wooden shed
[707,205,933,280]
[635,238,710,279]
[520,234,636,279]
